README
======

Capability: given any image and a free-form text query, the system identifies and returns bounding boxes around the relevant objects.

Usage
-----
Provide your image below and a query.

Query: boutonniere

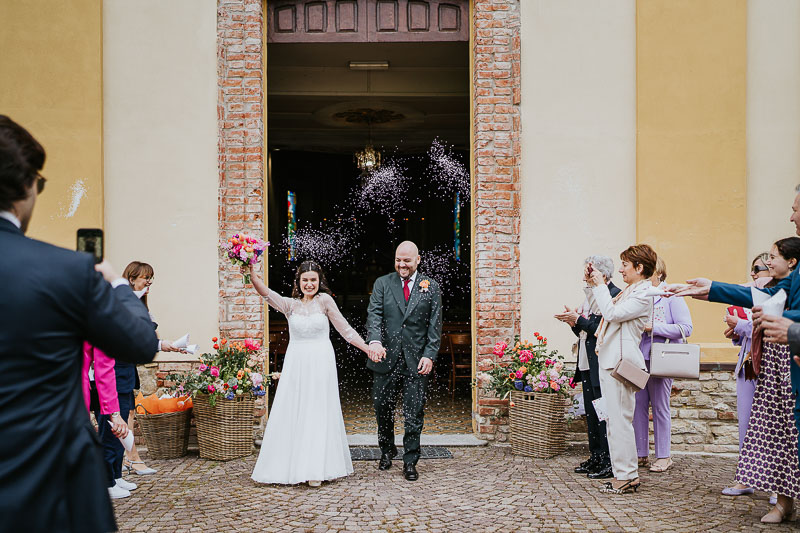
[419,279,430,293]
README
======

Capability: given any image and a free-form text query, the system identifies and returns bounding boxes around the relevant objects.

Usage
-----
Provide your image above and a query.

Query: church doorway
[264,1,472,436]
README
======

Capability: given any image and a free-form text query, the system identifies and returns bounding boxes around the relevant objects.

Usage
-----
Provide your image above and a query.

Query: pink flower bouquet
[221,233,269,284]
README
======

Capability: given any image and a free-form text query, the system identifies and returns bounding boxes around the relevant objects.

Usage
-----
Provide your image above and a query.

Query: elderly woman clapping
[555,255,620,480]
[586,244,657,495]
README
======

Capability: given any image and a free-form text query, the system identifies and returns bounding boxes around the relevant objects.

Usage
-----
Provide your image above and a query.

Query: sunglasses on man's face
[36,175,46,194]
[752,265,768,274]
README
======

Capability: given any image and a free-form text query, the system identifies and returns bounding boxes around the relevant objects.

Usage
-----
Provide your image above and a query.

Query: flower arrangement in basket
[477,332,574,458]
[166,336,270,406]
[478,333,574,404]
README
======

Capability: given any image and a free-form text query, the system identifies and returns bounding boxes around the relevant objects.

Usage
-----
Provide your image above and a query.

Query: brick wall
[472,0,522,441]
[218,0,266,344]
[217,0,268,431]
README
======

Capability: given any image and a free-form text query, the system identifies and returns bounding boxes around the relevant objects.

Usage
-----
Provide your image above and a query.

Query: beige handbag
[612,358,650,390]
[611,335,650,390]
[649,325,700,379]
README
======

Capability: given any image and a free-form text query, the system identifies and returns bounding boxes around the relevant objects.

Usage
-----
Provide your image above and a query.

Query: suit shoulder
[17,235,93,271]
[377,273,396,284]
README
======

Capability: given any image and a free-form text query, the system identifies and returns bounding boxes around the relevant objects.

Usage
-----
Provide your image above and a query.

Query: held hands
[663,278,711,300]
[110,413,129,439]
[417,357,433,375]
[367,343,386,362]
[761,314,794,344]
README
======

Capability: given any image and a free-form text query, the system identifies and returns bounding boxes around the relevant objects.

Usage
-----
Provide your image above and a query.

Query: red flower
[534,332,540,337]
[212,336,218,342]
[221,338,228,345]
[213,343,219,350]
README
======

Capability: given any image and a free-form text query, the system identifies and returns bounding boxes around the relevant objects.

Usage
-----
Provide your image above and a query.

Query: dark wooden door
[267,0,468,43]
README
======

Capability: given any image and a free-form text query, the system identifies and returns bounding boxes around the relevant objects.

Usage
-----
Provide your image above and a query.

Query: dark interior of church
[265,41,473,431]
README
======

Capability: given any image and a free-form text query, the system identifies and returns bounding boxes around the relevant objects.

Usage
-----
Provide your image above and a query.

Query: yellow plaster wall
[636,0,747,354]
[0,0,103,247]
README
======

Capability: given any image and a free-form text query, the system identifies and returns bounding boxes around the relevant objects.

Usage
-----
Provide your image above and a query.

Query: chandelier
[355,143,381,173]
[354,118,381,173]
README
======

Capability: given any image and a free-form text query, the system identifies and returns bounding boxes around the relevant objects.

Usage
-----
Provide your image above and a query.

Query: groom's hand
[417,357,433,375]
[368,343,385,362]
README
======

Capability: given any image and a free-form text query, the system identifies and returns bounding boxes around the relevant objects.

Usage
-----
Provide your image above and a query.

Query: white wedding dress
[251,290,362,485]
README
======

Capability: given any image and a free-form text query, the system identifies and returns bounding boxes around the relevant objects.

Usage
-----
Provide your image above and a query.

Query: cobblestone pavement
[115,446,798,532]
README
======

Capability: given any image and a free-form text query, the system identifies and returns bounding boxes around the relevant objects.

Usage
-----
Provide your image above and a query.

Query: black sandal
[600,479,641,494]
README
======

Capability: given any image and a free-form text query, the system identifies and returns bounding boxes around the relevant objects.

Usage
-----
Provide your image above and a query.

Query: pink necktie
[403,279,411,302]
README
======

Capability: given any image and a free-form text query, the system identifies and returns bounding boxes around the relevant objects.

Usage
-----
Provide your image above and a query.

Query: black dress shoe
[574,455,598,474]
[403,463,419,481]
[378,453,393,470]
[587,464,613,479]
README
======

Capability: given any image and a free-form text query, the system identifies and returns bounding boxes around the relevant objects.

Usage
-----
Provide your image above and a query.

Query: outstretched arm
[244,265,293,315]
[322,294,369,353]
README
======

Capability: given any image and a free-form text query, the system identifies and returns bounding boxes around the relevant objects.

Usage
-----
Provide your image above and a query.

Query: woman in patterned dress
[736,237,800,523]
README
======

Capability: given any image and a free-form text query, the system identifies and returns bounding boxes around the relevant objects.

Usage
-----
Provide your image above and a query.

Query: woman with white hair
[556,255,620,479]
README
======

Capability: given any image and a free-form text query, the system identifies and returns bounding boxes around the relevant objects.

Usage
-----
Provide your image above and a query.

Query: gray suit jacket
[366,272,443,374]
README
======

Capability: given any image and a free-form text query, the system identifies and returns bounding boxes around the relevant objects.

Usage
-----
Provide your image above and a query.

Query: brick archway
[217,0,521,439]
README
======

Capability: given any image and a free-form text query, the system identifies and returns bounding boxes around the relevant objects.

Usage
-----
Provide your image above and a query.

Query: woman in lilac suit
[721,252,771,497]
[634,257,693,473]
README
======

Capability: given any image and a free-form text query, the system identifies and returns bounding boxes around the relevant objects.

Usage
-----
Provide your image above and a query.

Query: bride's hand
[240,264,255,277]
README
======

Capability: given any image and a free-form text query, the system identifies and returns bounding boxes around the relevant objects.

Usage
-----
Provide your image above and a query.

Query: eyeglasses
[752,265,769,274]
[36,174,46,194]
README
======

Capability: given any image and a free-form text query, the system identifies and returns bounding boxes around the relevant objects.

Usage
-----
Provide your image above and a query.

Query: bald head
[395,241,421,279]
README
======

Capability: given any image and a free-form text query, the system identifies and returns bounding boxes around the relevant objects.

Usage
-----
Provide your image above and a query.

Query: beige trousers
[599,367,639,480]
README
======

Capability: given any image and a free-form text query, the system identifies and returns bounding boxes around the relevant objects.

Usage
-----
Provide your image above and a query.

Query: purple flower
[523,385,533,392]
[514,380,524,390]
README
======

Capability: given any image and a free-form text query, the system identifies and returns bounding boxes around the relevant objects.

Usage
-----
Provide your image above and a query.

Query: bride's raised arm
[320,293,369,354]
[242,265,293,316]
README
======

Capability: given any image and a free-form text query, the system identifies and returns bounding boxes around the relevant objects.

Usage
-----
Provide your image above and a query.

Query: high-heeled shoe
[126,460,157,475]
[761,501,794,524]
[600,479,641,494]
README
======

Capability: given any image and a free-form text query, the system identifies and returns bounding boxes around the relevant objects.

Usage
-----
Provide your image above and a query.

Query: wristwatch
[111,411,121,418]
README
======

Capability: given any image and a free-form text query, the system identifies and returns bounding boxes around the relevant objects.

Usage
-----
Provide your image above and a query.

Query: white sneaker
[115,478,137,491]
[108,485,131,499]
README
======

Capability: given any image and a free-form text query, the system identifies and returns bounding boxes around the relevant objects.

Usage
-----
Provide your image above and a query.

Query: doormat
[350,446,453,461]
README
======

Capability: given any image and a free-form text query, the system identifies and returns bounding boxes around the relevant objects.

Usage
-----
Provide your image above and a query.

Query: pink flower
[492,342,506,356]
[210,367,220,377]
[198,364,208,372]
[207,384,215,393]
[550,381,560,391]
[251,373,263,387]
[515,369,524,379]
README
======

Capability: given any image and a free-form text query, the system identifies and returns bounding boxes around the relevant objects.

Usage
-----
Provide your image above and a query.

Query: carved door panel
[267,0,468,43]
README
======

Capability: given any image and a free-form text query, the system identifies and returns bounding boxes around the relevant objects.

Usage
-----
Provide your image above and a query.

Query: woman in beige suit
[586,244,657,495]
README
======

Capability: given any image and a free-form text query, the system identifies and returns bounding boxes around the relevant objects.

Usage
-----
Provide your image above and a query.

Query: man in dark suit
[0,116,159,532]
[366,241,443,481]
[556,256,620,480]
[668,187,800,465]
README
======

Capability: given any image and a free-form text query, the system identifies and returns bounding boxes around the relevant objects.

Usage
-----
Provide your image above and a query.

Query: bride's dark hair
[291,260,333,299]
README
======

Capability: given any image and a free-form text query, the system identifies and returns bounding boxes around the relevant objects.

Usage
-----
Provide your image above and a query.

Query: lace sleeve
[322,294,365,345]
[263,288,294,317]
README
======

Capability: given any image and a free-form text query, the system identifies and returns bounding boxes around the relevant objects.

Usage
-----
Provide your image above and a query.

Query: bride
[244,260,370,487]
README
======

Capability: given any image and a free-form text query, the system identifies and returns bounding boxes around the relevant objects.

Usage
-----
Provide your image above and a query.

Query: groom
[366,241,443,481]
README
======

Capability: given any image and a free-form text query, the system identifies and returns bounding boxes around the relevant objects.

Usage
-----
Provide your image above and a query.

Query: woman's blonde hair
[655,257,667,282]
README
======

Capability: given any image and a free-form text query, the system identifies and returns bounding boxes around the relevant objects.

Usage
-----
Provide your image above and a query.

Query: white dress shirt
[0,210,21,229]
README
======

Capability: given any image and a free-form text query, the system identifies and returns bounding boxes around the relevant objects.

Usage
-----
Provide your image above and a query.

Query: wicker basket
[136,407,192,460]
[193,394,254,461]
[509,391,569,458]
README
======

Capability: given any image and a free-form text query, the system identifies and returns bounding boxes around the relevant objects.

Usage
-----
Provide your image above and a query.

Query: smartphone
[77,228,103,264]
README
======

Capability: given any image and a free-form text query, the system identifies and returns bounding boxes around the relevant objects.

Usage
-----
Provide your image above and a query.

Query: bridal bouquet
[477,333,573,401]
[221,233,269,284]
[166,336,271,407]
